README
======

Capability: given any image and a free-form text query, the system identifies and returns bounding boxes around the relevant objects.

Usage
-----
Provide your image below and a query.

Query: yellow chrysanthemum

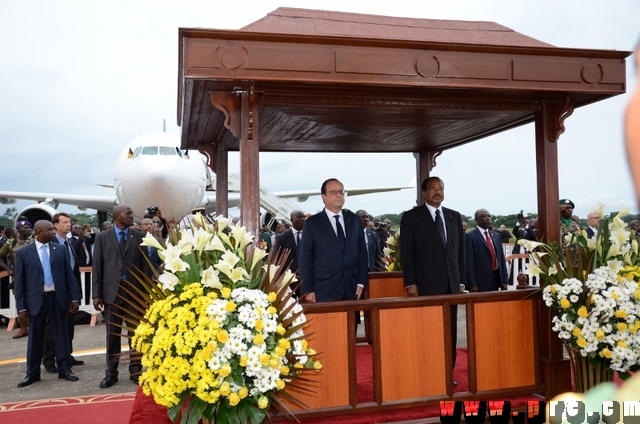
[611,291,619,300]
[276,325,286,335]
[576,338,587,348]
[560,298,571,309]
[259,353,270,366]
[278,339,291,349]
[267,306,277,315]
[219,382,231,396]
[615,310,627,318]
[572,327,582,337]
[617,340,628,348]
[600,348,612,358]
[617,323,628,331]
[276,379,285,390]
[225,301,236,312]
[596,329,605,341]
[253,334,265,345]
[577,306,588,318]
[239,356,248,367]
[280,365,290,375]
[217,330,229,343]
[313,361,323,370]
[238,387,248,399]
[267,292,277,303]
[221,287,231,299]
[219,364,232,377]
[255,319,264,331]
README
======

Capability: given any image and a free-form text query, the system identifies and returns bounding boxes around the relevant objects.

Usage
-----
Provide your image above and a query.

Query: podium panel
[474,299,536,391]
[378,306,446,401]
[283,311,351,410]
[368,272,407,299]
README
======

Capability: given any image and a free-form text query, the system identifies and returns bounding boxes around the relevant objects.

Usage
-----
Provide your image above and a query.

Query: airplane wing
[0,191,118,212]
[273,183,413,203]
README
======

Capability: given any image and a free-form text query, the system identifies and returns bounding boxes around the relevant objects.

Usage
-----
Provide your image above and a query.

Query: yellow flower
[560,298,571,309]
[313,361,323,370]
[267,292,277,303]
[630,322,640,333]
[219,364,231,377]
[617,340,628,348]
[278,339,291,349]
[253,334,265,345]
[267,306,277,315]
[307,348,317,356]
[225,301,236,312]
[635,289,640,300]
[255,319,264,331]
[219,382,231,396]
[577,307,588,318]
[617,323,628,331]
[611,291,619,300]
[259,354,270,365]
[572,327,582,337]
[217,330,229,343]
[280,365,290,375]
[228,393,240,406]
[615,310,627,318]
[276,325,286,335]
[600,348,612,358]
[221,287,231,299]
[576,338,587,348]
[239,356,248,367]
[239,387,248,399]
[596,329,605,341]
[549,285,557,293]
[258,396,269,409]
[276,379,285,390]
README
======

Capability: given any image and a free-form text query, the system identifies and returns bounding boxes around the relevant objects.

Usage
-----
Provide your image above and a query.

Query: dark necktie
[485,230,498,270]
[435,209,446,246]
[295,231,301,249]
[334,215,345,246]
[119,231,127,256]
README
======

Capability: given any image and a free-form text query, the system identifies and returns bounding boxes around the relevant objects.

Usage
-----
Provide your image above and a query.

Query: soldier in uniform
[559,199,581,247]
[0,220,35,339]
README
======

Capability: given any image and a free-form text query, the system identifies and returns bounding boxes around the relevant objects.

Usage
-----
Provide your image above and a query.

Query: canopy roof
[177,7,628,154]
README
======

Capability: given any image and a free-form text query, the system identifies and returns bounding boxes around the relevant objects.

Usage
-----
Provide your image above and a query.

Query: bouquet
[520,206,640,378]
[129,214,321,424]
[383,231,401,271]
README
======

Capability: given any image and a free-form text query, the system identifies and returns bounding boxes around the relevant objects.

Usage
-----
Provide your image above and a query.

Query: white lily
[201,266,222,289]
[383,247,394,257]
[250,248,267,271]
[204,234,226,252]
[158,272,180,291]
[230,225,253,250]
[215,215,230,234]
[192,227,212,253]
[141,232,164,251]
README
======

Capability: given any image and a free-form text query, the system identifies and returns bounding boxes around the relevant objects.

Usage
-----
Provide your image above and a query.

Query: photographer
[512,210,536,254]
[145,206,168,239]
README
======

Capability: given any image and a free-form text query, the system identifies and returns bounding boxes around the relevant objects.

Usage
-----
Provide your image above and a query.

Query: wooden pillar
[534,101,572,398]
[215,146,229,217]
[413,150,441,206]
[239,88,260,239]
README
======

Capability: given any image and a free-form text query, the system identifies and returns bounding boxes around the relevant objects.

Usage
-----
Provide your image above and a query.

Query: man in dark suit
[92,204,148,388]
[272,210,305,294]
[43,212,84,373]
[14,220,80,387]
[71,223,93,267]
[400,176,465,387]
[355,209,382,272]
[586,211,600,239]
[299,178,368,302]
[465,209,508,292]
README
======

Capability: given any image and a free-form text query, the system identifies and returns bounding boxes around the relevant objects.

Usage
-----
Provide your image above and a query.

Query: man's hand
[356,285,363,300]
[93,298,104,312]
[303,292,316,303]
[406,285,418,297]
[69,301,79,314]
[18,310,29,325]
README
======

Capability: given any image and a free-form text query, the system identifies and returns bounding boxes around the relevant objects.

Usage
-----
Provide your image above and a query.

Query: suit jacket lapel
[418,205,443,245]
[28,243,43,272]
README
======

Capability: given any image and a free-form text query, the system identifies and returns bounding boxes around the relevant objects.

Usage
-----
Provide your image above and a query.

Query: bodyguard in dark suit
[299,178,368,302]
[400,176,465,386]
[465,209,508,292]
[272,210,305,294]
[92,204,148,388]
[71,223,93,267]
[14,220,80,387]
[355,209,382,272]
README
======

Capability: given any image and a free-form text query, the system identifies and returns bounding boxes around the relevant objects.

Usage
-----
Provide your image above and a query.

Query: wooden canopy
[176,7,630,400]
[177,7,628,241]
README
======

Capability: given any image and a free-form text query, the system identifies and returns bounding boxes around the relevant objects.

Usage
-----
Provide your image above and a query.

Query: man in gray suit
[92,204,148,388]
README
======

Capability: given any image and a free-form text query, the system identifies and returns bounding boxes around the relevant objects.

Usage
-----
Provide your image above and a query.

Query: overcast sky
[1,0,638,222]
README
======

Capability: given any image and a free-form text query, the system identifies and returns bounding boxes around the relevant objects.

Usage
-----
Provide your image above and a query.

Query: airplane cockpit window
[141,146,158,155]
[175,147,184,157]
[159,146,176,156]
[133,147,142,157]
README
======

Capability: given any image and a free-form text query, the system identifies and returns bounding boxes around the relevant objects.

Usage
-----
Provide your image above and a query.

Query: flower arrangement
[520,206,640,378]
[130,214,321,424]
[383,231,401,271]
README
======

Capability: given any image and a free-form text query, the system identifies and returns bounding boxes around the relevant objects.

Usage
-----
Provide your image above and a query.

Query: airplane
[0,132,412,226]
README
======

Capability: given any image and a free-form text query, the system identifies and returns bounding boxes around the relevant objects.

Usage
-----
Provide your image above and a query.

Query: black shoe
[58,371,79,381]
[71,358,84,366]
[44,365,58,373]
[99,376,118,388]
[17,374,41,387]
[453,379,458,387]
[130,374,140,384]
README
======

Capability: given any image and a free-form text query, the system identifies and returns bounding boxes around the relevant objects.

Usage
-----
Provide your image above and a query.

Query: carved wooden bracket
[428,150,443,171]
[210,92,240,138]
[196,143,217,173]
[546,97,575,142]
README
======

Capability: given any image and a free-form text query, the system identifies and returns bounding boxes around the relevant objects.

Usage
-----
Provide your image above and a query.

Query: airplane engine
[15,204,58,226]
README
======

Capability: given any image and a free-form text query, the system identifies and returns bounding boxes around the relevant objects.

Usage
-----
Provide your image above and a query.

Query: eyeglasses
[325,189,347,196]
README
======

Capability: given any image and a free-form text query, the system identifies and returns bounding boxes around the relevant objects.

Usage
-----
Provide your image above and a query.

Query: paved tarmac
[0,307,468,405]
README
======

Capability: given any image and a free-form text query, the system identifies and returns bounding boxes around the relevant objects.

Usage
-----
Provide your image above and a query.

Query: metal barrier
[1,267,100,331]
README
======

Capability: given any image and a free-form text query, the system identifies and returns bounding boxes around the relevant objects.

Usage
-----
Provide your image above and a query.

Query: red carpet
[0,393,135,424]
[131,346,538,424]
